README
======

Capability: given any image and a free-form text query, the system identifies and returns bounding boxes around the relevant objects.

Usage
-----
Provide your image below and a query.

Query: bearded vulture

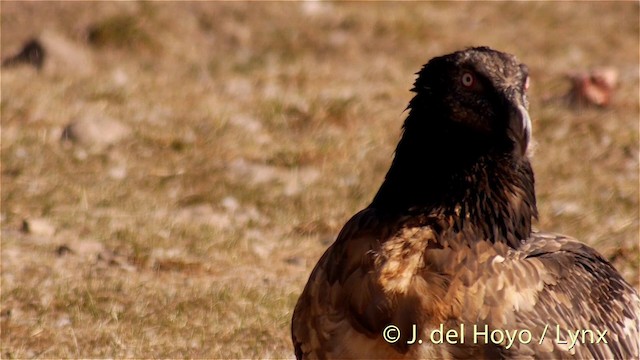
[291,47,640,359]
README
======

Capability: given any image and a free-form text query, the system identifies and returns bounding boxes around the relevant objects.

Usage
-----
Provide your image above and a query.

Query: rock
[228,158,279,185]
[3,31,95,75]
[55,315,71,328]
[39,30,95,76]
[108,165,128,180]
[567,67,618,107]
[1,38,46,69]
[300,0,332,16]
[551,201,582,216]
[72,240,106,257]
[21,218,56,237]
[228,158,320,195]
[61,115,131,151]
[285,256,304,266]
[56,244,73,256]
[221,196,240,212]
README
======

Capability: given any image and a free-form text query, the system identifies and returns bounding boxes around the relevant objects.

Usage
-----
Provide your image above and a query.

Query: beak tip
[510,105,532,157]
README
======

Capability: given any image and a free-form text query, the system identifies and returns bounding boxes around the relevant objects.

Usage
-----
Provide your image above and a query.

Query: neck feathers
[370,110,537,248]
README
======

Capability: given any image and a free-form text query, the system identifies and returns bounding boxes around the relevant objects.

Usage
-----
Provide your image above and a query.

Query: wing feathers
[292,214,639,359]
[486,234,640,358]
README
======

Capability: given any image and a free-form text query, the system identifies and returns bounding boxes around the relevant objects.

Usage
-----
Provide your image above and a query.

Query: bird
[291,46,639,359]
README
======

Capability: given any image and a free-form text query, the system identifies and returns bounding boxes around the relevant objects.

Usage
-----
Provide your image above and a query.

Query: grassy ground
[1,2,638,358]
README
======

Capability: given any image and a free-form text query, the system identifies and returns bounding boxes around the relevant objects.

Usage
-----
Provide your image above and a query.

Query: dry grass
[1,2,638,358]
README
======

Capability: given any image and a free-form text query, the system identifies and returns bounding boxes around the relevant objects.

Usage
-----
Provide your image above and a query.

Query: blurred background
[1,2,638,358]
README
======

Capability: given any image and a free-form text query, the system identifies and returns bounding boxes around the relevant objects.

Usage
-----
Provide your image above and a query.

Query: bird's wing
[291,208,445,359]
[292,214,640,359]
[448,232,640,359]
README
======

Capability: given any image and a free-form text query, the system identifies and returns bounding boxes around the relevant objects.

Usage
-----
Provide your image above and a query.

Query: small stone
[3,31,95,75]
[228,158,279,185]
[221,196,240,212]
[56,244,73,256]
[39,30,95,76]
[61,115,131,151]
[108,165,128,180]
[0,308,12,320]
[1,38,46,69]
[21,218,56,237]
[111,68,129,86]
[551,201,582,216]
[15,148,28,159]
[285,256,304,266]
[72,240,106,257]
[300,0,332,16]
[567,67,619,107]
[55,315,71,328]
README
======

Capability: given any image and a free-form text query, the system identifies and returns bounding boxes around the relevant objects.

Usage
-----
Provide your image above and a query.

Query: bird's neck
[369,118,537,248]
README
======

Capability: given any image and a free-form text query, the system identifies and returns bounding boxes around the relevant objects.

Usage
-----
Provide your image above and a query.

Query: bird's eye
[524,76,530,91]
[461,72,475,88]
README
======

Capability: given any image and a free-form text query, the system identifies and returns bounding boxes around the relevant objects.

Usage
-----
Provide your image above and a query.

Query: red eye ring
[461,72,475,88]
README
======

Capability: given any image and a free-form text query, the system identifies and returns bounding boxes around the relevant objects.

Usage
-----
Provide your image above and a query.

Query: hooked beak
[508,103,532,157]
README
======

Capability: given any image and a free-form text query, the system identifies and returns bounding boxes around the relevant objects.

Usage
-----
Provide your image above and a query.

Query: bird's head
[408,46,531,158]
